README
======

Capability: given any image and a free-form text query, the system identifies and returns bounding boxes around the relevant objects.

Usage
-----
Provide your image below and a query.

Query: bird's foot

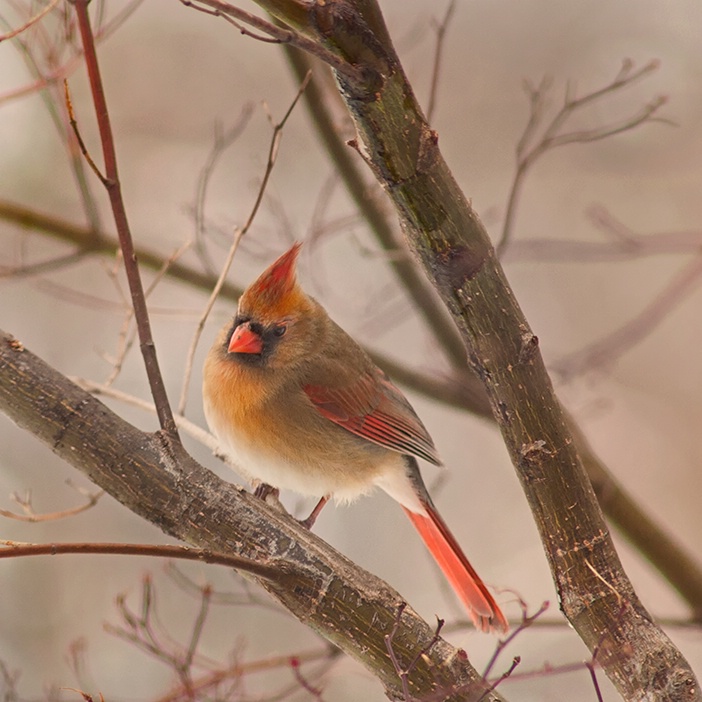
[298,495,329,530]
[253,482,280,501]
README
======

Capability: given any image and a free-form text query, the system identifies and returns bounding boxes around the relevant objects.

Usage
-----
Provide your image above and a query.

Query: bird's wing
[304,367,442,466]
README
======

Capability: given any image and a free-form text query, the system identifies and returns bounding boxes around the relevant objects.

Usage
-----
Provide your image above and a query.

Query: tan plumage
[202,243,508,633]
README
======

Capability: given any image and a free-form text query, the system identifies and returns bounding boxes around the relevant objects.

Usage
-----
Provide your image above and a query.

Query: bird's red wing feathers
[304,369,441,466]
[403,503,508,634]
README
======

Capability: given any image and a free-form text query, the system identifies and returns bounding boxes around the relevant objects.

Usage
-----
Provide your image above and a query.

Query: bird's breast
[203,355,401,501]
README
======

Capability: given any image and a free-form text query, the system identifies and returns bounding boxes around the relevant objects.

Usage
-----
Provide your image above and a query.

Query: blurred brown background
[1,1,700,699]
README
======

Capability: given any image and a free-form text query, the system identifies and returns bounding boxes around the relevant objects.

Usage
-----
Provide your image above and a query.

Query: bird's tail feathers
[402,502,508,634]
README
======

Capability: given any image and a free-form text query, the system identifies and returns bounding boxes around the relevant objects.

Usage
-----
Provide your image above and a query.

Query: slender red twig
[0,540,285,582]
[290,656,326,700]
[69,0,179,438]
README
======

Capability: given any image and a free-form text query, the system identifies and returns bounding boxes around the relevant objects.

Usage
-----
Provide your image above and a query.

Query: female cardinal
[203,243,508,633]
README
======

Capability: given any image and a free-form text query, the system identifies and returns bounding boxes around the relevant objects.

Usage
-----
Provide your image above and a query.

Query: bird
[202,242,508,634]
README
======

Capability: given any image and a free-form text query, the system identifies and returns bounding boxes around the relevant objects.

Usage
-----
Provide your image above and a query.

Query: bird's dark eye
[272,324,287,337]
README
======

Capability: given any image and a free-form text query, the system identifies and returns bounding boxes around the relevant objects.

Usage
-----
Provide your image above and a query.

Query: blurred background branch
[1,0,701,700]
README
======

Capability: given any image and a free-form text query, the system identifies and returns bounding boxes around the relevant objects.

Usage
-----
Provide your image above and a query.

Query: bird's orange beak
[228,323,263,354]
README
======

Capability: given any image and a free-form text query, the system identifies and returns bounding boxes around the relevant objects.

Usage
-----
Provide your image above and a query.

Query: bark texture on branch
[0,330,505,702]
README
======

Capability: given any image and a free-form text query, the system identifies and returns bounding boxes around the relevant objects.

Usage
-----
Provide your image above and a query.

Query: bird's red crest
[240,243,304,318]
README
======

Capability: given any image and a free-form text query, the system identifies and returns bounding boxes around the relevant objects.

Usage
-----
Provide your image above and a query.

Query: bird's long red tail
[402,504,508,634]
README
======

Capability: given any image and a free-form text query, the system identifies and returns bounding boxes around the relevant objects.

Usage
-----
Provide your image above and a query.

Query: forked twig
[0,0,60,43]
[177,71,311,415]
[497,60,669,255]
[64,79,109,186]
[193,106,254,277]
[476,657,520,702]
[384,603,445,701]
[482,598,549,679]
[181,0,363,83]
[61,687,105,702]
[290,656,326,700]
[0,483,104,522]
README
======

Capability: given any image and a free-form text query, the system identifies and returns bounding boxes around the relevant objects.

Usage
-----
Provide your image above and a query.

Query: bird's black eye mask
[225,315,285,367]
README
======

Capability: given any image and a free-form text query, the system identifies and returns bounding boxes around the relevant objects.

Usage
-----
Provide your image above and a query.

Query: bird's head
[225,243,321,370]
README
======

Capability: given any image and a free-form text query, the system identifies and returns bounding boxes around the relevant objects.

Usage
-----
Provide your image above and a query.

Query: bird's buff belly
[204,400,401,503]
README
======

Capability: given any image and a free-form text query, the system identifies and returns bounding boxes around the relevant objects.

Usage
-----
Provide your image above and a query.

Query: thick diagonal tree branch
[182,1,701,699]
[0,330,505,702]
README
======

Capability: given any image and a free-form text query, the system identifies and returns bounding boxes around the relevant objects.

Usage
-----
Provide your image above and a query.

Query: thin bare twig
[0,0,60,43]
[290,656,326,700]
[64,79,109,185]
[477,658,520,702]
[586,658,605,702]
[183,585,212,673]
[70,0,178,437]
[384,604,446,701]
[0,484,104,522]
[482,599,549,679]
[554,252,702,378]
[497,60,668,256]
[426,0,456,124]
[0,659,19,701]
[177,72,311,415]
[61,687,105,702]
[503,225,702,264]
[192,106,254,277]
[181,0,364,83]
[104,240,192,387]
[0,539,286,581]
[0,249,89,278]
[72,378,219,453]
